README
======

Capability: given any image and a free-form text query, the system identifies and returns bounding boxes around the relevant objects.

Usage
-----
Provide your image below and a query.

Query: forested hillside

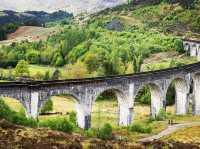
[0,0,199,81]
[0,10,72,41]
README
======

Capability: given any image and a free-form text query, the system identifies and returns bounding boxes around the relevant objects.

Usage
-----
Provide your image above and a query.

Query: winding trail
[138,122,200,143]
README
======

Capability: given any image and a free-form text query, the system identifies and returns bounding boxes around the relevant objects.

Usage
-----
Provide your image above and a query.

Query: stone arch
[92,87,132,126]
[39,93,80,112]
[193,73,200,115]
[38,90,86,127]
[166,77,189,115]
[135,82,164,119]
[93,88,128,105]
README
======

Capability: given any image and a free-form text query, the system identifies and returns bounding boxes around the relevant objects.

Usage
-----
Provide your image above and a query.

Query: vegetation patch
[129,123,152,134]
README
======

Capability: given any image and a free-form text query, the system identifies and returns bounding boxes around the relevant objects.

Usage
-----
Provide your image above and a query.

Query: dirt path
[139,122,200,143]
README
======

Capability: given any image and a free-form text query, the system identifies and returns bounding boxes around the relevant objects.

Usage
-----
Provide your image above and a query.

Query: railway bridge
[1,62,200,129]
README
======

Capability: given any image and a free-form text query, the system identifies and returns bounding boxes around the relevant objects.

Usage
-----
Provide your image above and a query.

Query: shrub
[0,99,14,121]
[84,128,97,137]
[69,111,77,125]
[174,39,184,53]
[135,87,151,105]
[39,118,74,133]
[11,112,37,127]
[15,60,29,77]
[0,99,37,127]
[97,123,113,140]
[129,123,152,133]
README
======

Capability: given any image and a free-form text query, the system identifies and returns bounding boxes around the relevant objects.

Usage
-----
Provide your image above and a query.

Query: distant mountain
[0,0,127,15]
[0,10,73,25]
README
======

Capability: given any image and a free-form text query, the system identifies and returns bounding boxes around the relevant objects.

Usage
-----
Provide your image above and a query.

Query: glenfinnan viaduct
[1,62,200,129]
[183,39,200,61]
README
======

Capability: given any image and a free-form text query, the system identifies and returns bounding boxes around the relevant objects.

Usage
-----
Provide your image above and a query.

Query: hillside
[0,26,60,45]
[87,1,200,38]
[0,10,72,25]
[1,2,199,78]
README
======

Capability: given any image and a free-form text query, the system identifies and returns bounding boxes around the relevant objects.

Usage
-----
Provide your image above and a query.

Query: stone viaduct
[183,39,200,61]
[1,62,200,129]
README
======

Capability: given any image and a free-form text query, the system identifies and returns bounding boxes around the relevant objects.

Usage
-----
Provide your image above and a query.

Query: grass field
[162,125,200,144]
[0,64,66,80]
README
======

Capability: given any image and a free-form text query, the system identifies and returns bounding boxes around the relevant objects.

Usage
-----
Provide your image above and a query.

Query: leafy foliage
[15,60,29,77]
[129,123,152,133]
[40,98,53,114]
[97,123,113,140]
[39,117,74,133]
[0,99,37,127]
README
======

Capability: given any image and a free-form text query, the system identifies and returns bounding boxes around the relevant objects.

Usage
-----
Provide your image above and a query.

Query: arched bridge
[1,62,200,129]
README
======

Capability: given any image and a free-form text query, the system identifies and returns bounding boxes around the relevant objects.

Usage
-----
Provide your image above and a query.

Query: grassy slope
[162,125,200,144]
[90,2,200,37]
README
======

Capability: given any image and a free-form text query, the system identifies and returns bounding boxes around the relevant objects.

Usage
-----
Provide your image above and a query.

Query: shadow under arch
[38,93,81,126]
[165,77,189,115]
[91,88,130,128]
[134,83,163,119]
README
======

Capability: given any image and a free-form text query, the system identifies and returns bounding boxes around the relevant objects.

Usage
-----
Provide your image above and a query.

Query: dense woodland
[0,0,199,79]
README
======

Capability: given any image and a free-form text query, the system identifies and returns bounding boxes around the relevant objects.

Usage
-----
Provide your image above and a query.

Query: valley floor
[3,96,200,143]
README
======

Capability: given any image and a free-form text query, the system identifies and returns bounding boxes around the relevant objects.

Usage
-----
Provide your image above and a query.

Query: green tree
[40,98,53,114]
[43,71,50,80]
[65,61,88,79]
[15,60,29,77]
[55,56,65,66]
[174,39,184,53]
[130,48,144,73]
[26,50,40,64]
[84,53,99,72]
[51,69,61,80]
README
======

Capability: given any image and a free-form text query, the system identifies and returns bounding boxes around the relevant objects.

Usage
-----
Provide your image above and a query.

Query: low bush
[69,111,77,125]
[129,123,152,133]
[97,123,113,140]
[0,99,37,127]
[39,118,74,133]
[84,128,97,138]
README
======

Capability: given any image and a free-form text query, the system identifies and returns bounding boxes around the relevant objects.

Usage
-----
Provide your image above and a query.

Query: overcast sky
[0,0,126,15]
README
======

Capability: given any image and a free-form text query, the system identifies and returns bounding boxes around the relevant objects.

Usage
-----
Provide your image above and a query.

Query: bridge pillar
[175,80,189,115]
[193,74,200,115]
[150,85,164,118]
[119,105,133,126]
[197,47,200,61]
[76,103,91,129]
[190,45,197,57]
[27,91,39,118]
